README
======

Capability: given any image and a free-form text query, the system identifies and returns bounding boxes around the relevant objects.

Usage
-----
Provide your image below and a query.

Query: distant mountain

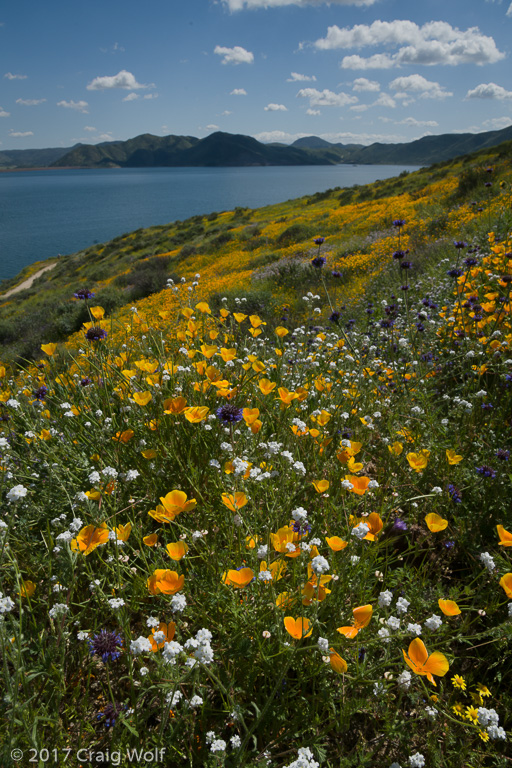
[346,125,512,165]
[4,125,512,171]
[52,131,336,169]
[0,145,77,169]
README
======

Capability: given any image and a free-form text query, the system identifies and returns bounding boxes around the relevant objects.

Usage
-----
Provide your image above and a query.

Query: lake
[0,164,419,282]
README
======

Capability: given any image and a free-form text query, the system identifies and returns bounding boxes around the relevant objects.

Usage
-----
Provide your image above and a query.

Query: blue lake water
[0,164,419,282]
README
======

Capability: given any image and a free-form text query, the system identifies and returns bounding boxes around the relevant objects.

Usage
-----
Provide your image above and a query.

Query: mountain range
[2,124,512,170]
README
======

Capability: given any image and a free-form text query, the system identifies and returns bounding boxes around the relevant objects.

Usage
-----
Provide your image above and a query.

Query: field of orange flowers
[0,158,511,767]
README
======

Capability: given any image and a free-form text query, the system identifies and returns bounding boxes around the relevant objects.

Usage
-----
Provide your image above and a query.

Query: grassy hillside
[0,141,511,767]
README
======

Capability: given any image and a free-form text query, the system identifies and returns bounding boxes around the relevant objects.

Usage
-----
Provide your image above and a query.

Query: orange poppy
[402,638,449,686]
[497,525,512,546]
[222,568,254,588]
[284,616,313,640]
[438,599,461,616]
[337,604,373,638]
[425,513,448,533]
[71,523,109,555]
[147,569,184,595]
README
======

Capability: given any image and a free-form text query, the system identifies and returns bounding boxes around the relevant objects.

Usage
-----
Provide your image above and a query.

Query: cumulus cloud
[123,93,139,102]
[373,92,396,107]
[222,110,233,115]
[297,87,358,107]
[143,93,158,99]
[482,116,512,129]
[9,130,34,137]
[214,45,254,65]
[397,116,439,127]
[84,126,97,132]
[389,74,452,99]
[287,72,317,81]
[465,82,512,100]
[87,70,152,90]
[0,107,10,117]
[264,102,288,111]
[16,98,46,106]
[313,20,504,68]
[206,124,220,130]
[306,108,321,115]
[507,2,512,15]
[223,0,377,9]
[57,100,89,113]
[4,72,27,80]
[352,77,380,92]
[230,88,247,95]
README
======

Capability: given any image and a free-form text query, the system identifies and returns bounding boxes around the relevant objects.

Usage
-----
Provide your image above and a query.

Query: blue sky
[1,0,512,150]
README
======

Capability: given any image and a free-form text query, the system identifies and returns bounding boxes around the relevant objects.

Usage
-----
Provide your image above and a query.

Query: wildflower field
[1,146,512,767]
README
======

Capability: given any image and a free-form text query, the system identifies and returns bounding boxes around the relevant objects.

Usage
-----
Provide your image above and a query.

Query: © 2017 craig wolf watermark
[12,747,167,764]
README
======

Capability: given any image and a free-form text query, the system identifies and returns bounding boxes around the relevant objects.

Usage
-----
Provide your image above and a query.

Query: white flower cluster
[49,603,68,619]
[6,484,28,502]
[170,593,187,613]
[130,636,153,655]
[284,746,319,768]
[397,670,411,690]
[396,597,410,614]
[0,592,15,614]
[291,507,308,523]
[311,555,330,575]
[477,708,507,739]
[108,598,125,609]
[479,551,495,572]
[162,640,184,664]
[424,614,442,631]
[409,753,425,768]
[352,522,369,540]
[184,628,214,666]
[378,590,393,607]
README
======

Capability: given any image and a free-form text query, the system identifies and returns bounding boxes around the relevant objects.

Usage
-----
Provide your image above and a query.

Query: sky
[1,0,512,151]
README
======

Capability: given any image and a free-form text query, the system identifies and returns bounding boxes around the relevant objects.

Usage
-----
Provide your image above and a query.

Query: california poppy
[337,604,373,638]
[497,525,512,546]
[222,568,254,588]
[284,616,313,640]
[438,599,461,616]
[402,638,449,686]
[425,513,448,532]
[71,523,109,555]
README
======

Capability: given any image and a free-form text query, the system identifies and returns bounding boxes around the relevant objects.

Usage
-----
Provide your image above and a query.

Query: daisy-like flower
[452,675,466,691]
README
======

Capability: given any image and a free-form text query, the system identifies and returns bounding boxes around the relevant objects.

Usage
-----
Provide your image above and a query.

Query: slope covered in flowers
[1,153,512,767]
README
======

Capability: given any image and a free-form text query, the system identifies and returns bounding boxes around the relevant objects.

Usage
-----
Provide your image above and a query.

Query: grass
[0,146,511,767]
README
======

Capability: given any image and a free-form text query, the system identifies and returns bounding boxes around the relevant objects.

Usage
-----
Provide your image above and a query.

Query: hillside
[2,137,512,364]
[0,134,511,768]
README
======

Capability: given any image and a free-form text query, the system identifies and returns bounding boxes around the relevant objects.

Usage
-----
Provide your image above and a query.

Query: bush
[276,222,314,247]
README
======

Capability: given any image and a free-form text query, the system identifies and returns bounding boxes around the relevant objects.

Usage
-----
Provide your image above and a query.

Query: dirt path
[0,262,57,299]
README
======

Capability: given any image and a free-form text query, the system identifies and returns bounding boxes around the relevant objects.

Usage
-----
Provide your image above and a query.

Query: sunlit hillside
[1,143,511,767]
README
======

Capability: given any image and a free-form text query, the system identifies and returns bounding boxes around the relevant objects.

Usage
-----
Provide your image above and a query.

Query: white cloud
[373,92,396,107]
[253,130,309,143]
[230,88,247,95]
[86,70,152,90]
[264,102,288,111]
[222,110,233,115]
[0,107,10,117]
[4,72,27,80]
[287,72,317,82]
[123,92,139,102]
[9,130,34,137]
[223,0,377,8]
[389,74,452,99]
[482,116,512,130]
[397,116,439,127]
[143,93,158,99]
[297,87,358,107]
[465,82,512,100]
[15,98,46,106]
[306,108,321,115]
[352,77,380,92]
[507,2,512,15]
[57,100,89,113]
[84,126,97,132]
[206,124,220,130]
[214,45,254,65]
[96,133,114,141]
[350,104,370,112]
[314,20,504,68]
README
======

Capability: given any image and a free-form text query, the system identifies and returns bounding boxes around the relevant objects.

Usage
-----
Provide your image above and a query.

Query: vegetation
[0,141,512,767]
